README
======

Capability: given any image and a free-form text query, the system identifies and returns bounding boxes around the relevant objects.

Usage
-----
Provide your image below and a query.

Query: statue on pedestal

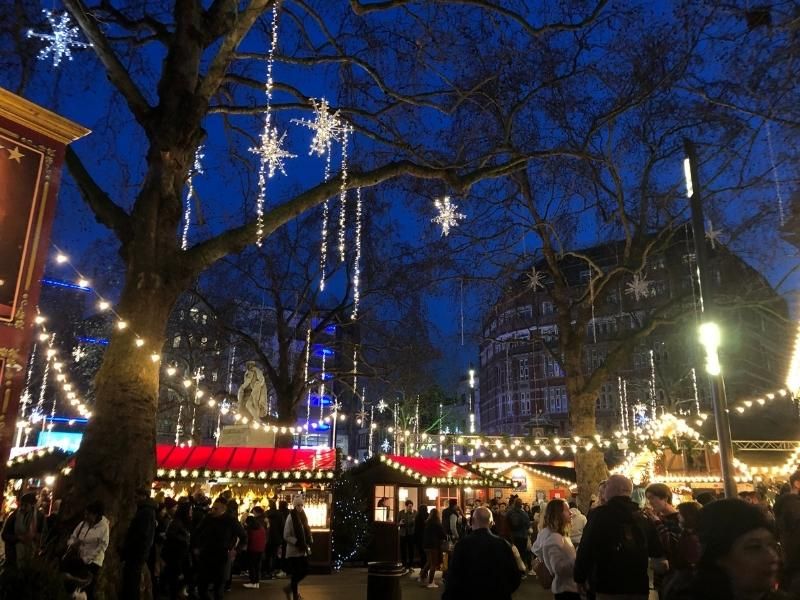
[237,361,267,421]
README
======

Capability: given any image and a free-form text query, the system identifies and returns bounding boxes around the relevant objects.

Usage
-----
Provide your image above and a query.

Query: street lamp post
[683,138,737,498]
[468,367,476,433]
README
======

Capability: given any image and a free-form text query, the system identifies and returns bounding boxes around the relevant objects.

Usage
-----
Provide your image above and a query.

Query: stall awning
[376,454,517,488]
[155,445,337,481]
[7,445,337,483]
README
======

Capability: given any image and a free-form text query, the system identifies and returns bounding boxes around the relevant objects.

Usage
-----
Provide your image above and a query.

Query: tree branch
[63,0,152,128]
[197,0,273,106]
[64,146,133,244]
[183,154,540,274]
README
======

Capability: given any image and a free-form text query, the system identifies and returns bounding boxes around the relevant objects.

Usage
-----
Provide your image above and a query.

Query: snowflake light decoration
[381,438,391,453]
[705,220,723,250]
[431,196,466,236]
[330,400,342,414]
[71,345,87,363]
[27,10,92,68]
[525,266,546,291]
[625,273,652,301]
[376,399,388,413]
[292,98,349,157]
[249,123,296,178]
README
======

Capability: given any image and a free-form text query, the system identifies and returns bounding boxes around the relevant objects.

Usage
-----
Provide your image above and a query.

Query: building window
[519,358,529,380]
[542,301,554,315]
[521,392,531,415]
[211,370,219,382]
[172,335,181,348]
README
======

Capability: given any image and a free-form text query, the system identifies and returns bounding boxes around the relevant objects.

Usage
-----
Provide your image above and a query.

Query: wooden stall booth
[352,454,517,562]
[466,461,576,508]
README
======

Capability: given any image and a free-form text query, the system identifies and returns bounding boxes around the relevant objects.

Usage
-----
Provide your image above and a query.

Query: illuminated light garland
[351,187,362,320]
[786,324,800,395]
[250,1,291,246]
[431,196,466,236]
[319,147,333,291]
[649,349,657,419]
[765,121,785,226]
[337,126,351,263]
[304,327,312,436]
[181,145,205,250]
[26,10,92,68]
[319,349,327,423]
[691,367,700,415]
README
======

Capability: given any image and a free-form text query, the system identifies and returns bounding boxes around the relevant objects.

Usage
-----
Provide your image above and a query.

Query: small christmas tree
[331,471,371,570]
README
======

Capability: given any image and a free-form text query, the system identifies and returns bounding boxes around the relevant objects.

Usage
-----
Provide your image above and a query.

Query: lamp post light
[684,139,737,498]
[468,367,476,433]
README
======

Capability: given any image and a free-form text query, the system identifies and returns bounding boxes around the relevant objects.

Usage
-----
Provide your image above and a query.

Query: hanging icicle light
[181,145,205,250]
[337,127,352,263]
[250,1,293,246]
[351,187,363,320]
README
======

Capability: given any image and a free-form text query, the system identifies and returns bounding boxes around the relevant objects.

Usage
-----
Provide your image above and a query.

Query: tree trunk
[58,264,182,598]
[574,448,608,513]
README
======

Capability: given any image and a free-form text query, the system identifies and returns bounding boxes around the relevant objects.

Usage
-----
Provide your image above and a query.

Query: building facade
[479,231,789,436]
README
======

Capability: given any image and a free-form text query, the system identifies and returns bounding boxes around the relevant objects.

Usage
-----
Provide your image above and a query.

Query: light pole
[468,367,476,433]
[683,139,737,498]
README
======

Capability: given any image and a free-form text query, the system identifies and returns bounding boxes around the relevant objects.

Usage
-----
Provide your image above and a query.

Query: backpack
[608,515,648,573]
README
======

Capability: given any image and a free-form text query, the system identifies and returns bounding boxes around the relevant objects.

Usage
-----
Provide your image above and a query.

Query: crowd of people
[397,471,800,600]
[0,488,314,600]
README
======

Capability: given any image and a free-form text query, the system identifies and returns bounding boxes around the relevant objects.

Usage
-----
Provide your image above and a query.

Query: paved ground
[225,568,550,599]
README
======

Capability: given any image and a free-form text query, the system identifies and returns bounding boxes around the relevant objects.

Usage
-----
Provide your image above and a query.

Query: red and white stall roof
[379,454,517,487]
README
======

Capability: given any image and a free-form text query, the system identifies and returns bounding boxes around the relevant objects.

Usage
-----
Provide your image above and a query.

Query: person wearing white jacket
[532,499,579,600]
[65,501,110,600]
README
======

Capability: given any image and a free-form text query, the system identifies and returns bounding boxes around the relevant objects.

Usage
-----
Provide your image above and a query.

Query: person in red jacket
[243,513,267,589]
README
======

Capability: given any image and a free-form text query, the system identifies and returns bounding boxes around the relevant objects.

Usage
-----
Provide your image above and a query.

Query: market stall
[351,454,517,562]
[466,461,576,507]
[6,444,339,572]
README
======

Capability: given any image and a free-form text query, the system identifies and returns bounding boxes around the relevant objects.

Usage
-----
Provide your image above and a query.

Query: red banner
[0,87,88,482]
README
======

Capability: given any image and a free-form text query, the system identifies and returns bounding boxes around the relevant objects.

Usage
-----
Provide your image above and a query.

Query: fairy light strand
[250,2,290,246]
[765,120,785,226]
[351,187,363,319]
[337,126,351,263]
[319,148,333,291]
[181,145,205,250]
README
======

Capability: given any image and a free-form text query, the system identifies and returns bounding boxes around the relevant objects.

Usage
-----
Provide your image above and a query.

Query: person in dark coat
[193,497,245,600]
[663,499,790,600]
[162,501,193,600]
[414,505,429,571]
[574,474,666,599]
[265,499,284,577]
[419,508,446,588]
[442,506,522,600]
[120,488,158,600]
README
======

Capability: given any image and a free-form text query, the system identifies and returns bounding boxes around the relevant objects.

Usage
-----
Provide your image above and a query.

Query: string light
[337,126,351,263]
[250,1,290,246]
[181,145,205,250]
[26,10,92,68]
[350,187,363,319]
[765,121,785,226]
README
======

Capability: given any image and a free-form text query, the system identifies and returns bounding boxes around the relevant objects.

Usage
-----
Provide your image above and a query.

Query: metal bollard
[366,561,404,600]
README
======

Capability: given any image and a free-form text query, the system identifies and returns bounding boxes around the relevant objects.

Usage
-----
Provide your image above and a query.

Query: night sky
[4,1,798,392]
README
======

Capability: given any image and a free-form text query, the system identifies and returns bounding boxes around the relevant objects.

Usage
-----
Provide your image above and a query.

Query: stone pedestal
[218,425,276,447]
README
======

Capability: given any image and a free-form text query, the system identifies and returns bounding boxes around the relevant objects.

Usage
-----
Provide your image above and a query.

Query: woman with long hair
[283,495,313,600]
[419,508,446,589]
[532,499,579,600]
